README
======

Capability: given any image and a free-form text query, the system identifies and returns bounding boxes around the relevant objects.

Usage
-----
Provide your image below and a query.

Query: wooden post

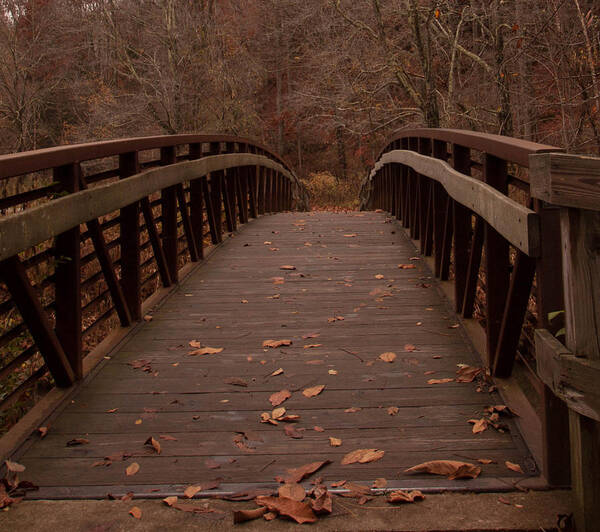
[53,163,82,379]
[160,146,178,283]
[530,152,600,531]
[119,151,142,321]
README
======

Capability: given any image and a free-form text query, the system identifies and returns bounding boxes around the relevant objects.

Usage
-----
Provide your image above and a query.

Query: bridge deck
[15,212,536,498]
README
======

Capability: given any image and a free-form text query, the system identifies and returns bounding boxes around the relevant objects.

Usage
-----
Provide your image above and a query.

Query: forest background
[0,0,599,208]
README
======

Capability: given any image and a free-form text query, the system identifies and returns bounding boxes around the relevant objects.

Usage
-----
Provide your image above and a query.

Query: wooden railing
[363,128,600,531]
[0,135,307,421]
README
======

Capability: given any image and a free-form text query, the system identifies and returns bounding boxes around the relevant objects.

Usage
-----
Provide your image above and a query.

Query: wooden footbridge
[0,131,598,530]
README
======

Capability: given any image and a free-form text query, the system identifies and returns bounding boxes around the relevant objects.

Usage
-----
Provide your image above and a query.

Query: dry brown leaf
[378,352,397,363]
[311,486,333,514]
[278,483,306,501]
[279,414,300,422]
[456,365,484,382]
[272,407,286,419]
[387,490,425,504]
[328,369,338,375]
[375,274,384,279]
[260,412,277,425]
[344,407,361,413]
[269,389,291,407]
[398,264,417,269]
[270,368,284,376]
[341,449,385,465]
[159,434,177,441]
[280,265,297,270]
[427,378,454,384]
[404,344,417,352]
[302,385,325,397]
[188,346,223,356]
[284,425,304,439]
[184,485,203,499]
[329,437,342,447]
[263,339,292,348]
[404,460,481,480]
[330,480,347,487]
[505,461,524,474]
[272,277,285,285]
[387,406,399,416]
[66,438,90,446]
[205,459,221,469]
[144,436,161,454]
[469,418,489,434]
[163,496,178,506]
[373,478,387,489]
[313,426,325,432]
[4,460,25,473]
[281,460,331,483]
[344,233,357,237]
[477,458,494,464]
[125,462,140,476]
[129,506,142,519]
[224,378,248,387]
[255,496,317,524]
[303,344,322,349]
[302,333,320,339]
[189,340,202,348]
[37,427,48,438]
[233,507,268,524]
[106,408,118,414]
[143,314,153,322]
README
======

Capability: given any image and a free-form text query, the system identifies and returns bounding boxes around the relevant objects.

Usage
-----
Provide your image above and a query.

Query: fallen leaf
[341,449,385,465]
[505,461,524,474]
[205,459,221,469]
[263,339,292,348]
[303,344,322,349]
[344,233,357,237]
[144,436,161,454]
[330,480,347,487]
[270,389,291,407]
[272,277,285,284]
[478,458,494,464]
[159,434,177,441]
[66,438,89,446]
[469,418,489,434]
[189,340,202,348]
[260,412,277,425]
[255,496,317,524]
[163,496,178,506]
[278,483,306,501]
[184,485,203,498]
[37,427,48,438]
[398,264,417,269]
[427,378,454,384]
[373,478,387,489]
[280,265,296,270]
[233,507,268,524]
[302,333,320,339]
[329,437,342,447]
[126,462,140,476]
[375,274,384,279]
[405,460,481,480]
[143,315,153,322]
[302,385,325,397]
[313,426,325,432]
[328,369,338,375]
[129,506,142,519]
[272,407,286,419]
[270,368,284,376]
[387,490,425,503]
[106,408,118,414]
[188,346,224,356]
[344,407,361,413]
[378,352,396,363]
[404,344,417,352]
[387,406,399,416]
[456,365,484,382]
[134,419,142,425]
[264,511,277,520]
[4,460,25,473]
[281,460,331,483]
[264,241,272,245]
[311,485,333,514]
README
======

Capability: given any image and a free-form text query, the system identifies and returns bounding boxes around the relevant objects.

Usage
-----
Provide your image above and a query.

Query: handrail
[0,153,292,261]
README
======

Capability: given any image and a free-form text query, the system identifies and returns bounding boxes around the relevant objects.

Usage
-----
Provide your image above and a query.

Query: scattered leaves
[270,389,292,406]
[456,365,484,382]
[278,483,306,501]
[469,418,489,434]
[188,346,224,356]
[233,507,268,524]
[387,406,399,416]
[255,495,317,524]
[280,460,331,483]
[427,378,454,384]
[263,339,292,348]
[505,461,524,474]
[341,449,385,465]
[125,462,140,476]
[144,436,161,454]
[329,437,342,447]
[387,490,425,504]
[280,265,296,270]
[66,438,89,447]
[129,506,142,519]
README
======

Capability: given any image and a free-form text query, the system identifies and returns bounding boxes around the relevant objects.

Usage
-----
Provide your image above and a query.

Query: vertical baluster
[432,140,448,277]
[418,138,432,255]
[189,142,204,260]
[160,146,178,283]
[408,137,419,239]
[209,142,223,241]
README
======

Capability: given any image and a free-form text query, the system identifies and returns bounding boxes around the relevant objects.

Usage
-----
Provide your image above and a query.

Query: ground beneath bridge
[14,212,537,499]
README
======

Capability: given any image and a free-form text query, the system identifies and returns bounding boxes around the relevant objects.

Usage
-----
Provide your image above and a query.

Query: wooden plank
[530,152,600,211]
[0,256,74,387]
[370,150,540,256]
[53,163,82,379]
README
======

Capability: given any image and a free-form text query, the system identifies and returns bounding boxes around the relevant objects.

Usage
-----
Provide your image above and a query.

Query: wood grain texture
[12,212,537,496]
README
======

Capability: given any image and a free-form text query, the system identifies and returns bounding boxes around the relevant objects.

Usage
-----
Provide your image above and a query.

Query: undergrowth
[301,171,361,210]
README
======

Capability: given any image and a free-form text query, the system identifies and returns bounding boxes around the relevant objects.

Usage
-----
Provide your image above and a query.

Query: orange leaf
[387,406,399,416]
[468,418,488,434]
[303,344,322,349]
[341,449,385,465]
[282,460,331,483]
[233,507,268,524]
[163,496,178,506]
[255,496,316,524]
[379,352,396,363]
[302,385,325,397]
[269,389,291,406]
[184,485,202,499]
[404,460,480,480]
[144,436,161,454]
[263,339,292,348]
[427,378,454,384]
[126,462,140,476]
[387,490,425,503]
[129,506,142,519]
[329,437,342,447]
[505,461,524,474]
[280,265,296,270]
[188,346,223,356]
[278,483,306,501]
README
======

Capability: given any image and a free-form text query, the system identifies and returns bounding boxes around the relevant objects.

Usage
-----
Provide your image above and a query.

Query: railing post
[160,146,179,283]
[452,145,471,314]
[54,162,82,379]
[119,151,142,321]
[483,153,509,367]
[530,152,600,531]
[189,142,205,260]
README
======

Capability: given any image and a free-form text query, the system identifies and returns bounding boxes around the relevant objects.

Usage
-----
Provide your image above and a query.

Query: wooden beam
[53,163,82,379]
[530,152,600,211]
[0,256,74,387]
